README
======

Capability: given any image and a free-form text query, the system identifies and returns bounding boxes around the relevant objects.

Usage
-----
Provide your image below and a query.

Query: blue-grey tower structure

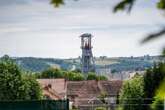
[80,33,95,74]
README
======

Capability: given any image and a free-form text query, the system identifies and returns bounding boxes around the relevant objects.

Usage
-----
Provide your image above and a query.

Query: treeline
[36,68,108,81]
[14,57,79,72]
[110,59,153,73]
[118,63,165,110]
[12,56,157,73]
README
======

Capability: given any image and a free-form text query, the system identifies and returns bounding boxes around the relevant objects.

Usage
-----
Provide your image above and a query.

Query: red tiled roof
[38,78,123,106]
[67,80,123,107]
[67,80,122,97]
[67,80,100,98]
[37,79,67,99]
[99,80,123,96]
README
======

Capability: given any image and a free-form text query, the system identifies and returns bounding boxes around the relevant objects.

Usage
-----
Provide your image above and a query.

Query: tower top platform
[80,33,93,38]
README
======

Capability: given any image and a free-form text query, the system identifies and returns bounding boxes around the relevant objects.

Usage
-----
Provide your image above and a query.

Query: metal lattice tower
[80,33,95,74]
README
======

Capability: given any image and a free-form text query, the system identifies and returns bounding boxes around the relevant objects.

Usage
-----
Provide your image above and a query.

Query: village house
[37,79,67,100]
[38,79,122,110]
[67,80,122,110]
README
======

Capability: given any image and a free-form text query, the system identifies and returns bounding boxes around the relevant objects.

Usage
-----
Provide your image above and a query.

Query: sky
[0,0,165,58]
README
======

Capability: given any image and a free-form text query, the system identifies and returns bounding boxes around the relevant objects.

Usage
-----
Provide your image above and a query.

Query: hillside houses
[38,79,122,110]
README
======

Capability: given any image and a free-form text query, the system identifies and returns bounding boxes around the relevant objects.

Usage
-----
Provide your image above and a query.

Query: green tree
[0,56,42,101]
[97,75,108,81]
[64,71,85,81]
[87,73,108,81]
[119,76,145,110]
[23,74,43,100]
[87,73,98,80]
[40,68,64,78]
[38,67,85,81]
[72,73,85,81]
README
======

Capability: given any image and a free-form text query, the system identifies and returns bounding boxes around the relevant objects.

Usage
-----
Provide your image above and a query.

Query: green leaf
[163,48,165,57]
[50,0,64,7]
[157,0,165,10]
[113,0,136,13]
[141,28,165,43]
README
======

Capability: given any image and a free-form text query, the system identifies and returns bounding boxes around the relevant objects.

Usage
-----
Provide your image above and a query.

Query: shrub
[95,107,106,110]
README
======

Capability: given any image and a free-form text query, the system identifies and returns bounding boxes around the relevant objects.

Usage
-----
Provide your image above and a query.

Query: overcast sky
[0,0,165,58]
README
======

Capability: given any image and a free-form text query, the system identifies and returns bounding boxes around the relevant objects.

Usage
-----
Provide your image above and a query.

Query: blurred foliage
[113,0,135,13]
[144,63,165,99]
[114,0,165,12]
[163,48,165,57]
[155,79,165,100]
[151,98,164,110]
[151,79,165,110]
[157,0,165,10]
[114,0,165,56]
[50,0,64,7]
[141,28,165,44]
[143,63,165,110]
[0,56,42,101]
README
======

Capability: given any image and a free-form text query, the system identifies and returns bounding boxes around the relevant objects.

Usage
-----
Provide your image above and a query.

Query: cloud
[0,0,164,58]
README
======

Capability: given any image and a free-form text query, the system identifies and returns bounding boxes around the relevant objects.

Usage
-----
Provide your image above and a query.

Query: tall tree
[119,76,145,110]
[0,56,42,101]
